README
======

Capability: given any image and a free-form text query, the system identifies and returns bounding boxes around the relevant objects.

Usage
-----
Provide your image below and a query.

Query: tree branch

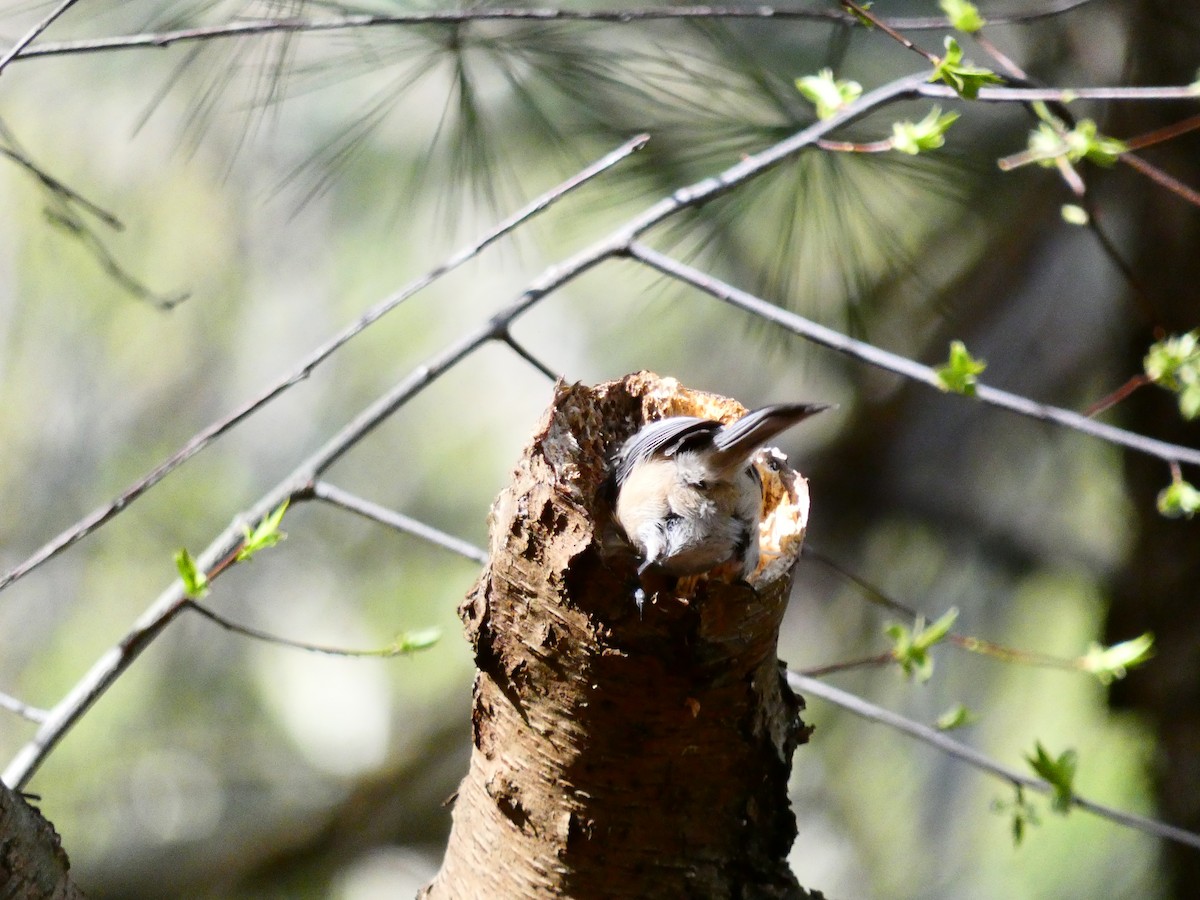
[312,481,489,565]
[0,133,647,596]
[625,242,1200,468]
[0,691,47,724]
[0,0,81,75]
[788,671,1200,851]
[9,2,1102,63]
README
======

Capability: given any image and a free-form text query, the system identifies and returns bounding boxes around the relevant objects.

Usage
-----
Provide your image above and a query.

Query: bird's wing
[612,416,720,487]
[710,403,830,471]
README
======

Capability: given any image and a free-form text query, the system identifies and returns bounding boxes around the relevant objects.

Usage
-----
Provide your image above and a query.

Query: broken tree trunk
[423,372,820,899]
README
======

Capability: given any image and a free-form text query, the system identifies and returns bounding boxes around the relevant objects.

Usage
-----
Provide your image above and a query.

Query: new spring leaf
[1025,742,1077,814]
[887,607,959,681]
[1144,330,1200,420]
[796,68,863,120]
[237,500,290,562]
[930,37,1001,99]
[891,107,960,155]
[935,340,987,396]
[175,548,209,599]
[1081,633,1154,684]
[1027,118,1127,168]
[1157,476,1200,519]
[936,702,978,731]
[940,0,985,33]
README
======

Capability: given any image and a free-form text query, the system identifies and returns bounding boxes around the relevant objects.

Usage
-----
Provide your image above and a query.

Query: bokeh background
[1,1,1197,897]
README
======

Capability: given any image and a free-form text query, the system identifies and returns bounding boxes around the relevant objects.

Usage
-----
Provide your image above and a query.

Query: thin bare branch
[626,242,1200,468]
[0,143,122,228]
[802,547,1089,673]
[0,133,648,597]
[840,0,939,64]
[497,328,561,382]
[312,481,488,565]
[1085,374,1153,418]
[0,0,82,75]
[788,671,1200,851]
[10,2,1102,63]
[1120,153,1200,209]
[0,691,47,724]
[796,653,894,678]
[926,83,1200,103]
[185,600,438,658]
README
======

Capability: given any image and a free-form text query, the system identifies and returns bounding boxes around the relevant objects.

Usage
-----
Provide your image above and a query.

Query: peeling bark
[423,373,820,899]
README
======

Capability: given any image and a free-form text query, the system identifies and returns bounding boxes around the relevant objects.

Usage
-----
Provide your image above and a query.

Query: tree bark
[1,782,85,899]
[423,372,820,899]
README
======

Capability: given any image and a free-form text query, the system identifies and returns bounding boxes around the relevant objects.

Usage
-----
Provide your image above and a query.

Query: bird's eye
[694,479,710,490]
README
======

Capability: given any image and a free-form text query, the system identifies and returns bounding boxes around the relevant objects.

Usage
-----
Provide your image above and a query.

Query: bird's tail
[709,402,831,472]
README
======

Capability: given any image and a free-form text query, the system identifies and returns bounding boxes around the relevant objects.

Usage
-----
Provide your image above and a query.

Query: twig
[801,547,1085,673]
[312,481,489,565]
[0,133,648,597]
[788,671,1200,851]
[184,600,434,658]
[0,691,47,724]
[0,144,122,228]
[840,0,939,64]
[626,242,1200,468]
[797,653,893,677]
[1119,154,1200,209]
[9,2,1102,62]
[1123,112,1200,152]
[1085,374,1153,418]
[0,0,81,75]
[927,84,1200,103]
[970,31,1029,81]
[497,329,561,382]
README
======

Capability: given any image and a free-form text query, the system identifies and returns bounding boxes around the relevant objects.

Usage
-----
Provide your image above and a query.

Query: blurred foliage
[1,0,1197,898]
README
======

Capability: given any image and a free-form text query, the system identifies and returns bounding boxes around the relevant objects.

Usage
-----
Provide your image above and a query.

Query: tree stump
[423,372,819,899]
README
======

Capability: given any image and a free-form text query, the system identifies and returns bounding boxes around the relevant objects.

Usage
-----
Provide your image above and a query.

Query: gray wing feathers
[613,416,718,486]
[710,403,829,470]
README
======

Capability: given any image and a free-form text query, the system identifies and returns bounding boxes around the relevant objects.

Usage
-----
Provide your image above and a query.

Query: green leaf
[992,784,1040,846]
[935,340,987,396]
[1028,119,1127,168]
[1025,742,1077,814]
[175,548,209,599]
[1157,476,1200,519]
[887,607,959,681]
[392,627,442,654]
[1069,119,1127,166]
[1060,203,1089,226]
[843,1,876,28]
[929,37,1002,99]
[939,0,986,33]
[891,106,960,155]
[1142,331,1200,422]
[1181,382,1200,420]
[1081,633,1154,684]
[1144,331,1200,420]
[796,68,863,120]
[1144,331,1197,387]
[237,500,290,562]
[935,702,978,731]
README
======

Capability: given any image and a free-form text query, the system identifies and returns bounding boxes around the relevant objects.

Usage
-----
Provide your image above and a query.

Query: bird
[610,402,830,611]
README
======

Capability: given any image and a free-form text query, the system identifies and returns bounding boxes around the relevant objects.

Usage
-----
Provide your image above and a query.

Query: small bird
[611,402,830,611]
